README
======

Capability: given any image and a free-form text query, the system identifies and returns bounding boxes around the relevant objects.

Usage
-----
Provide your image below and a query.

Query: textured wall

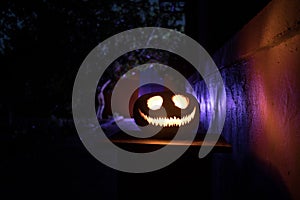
[191,0,300,199]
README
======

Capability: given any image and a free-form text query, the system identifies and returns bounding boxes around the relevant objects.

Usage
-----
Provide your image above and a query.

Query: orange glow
[172,94,189,109]
[139,107,196,127]
[147,95,163,110]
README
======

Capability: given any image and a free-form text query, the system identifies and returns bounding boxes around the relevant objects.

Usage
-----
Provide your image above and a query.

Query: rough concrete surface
[191,0,300,199]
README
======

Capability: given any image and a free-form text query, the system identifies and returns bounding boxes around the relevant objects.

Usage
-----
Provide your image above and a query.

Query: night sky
[0,0,270,118]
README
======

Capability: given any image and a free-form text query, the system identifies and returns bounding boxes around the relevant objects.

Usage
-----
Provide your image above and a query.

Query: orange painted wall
[209,0,300,199]
[248,33,300,200]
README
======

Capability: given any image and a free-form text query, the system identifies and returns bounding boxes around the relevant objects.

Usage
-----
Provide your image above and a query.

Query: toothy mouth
[138,107,196,127]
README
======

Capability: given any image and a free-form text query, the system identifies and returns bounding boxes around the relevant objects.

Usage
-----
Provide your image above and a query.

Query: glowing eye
[172,94,189,109]
[147,95,163,110]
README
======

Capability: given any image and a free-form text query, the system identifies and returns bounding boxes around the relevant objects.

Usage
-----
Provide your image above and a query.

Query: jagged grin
[138,107,196,127]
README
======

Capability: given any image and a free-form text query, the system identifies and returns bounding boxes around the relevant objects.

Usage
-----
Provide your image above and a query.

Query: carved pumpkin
[133,91,199,129]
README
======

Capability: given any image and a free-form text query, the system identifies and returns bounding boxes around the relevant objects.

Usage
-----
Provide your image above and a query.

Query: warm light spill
[139,107,196,127]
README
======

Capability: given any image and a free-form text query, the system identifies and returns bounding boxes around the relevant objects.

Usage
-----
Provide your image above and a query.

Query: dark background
[0,0,271,199]
[1,0,270,118]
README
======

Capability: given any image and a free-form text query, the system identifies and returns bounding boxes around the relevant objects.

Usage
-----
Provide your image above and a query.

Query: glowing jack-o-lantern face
[133,91,199,128]
[147,95,164,110]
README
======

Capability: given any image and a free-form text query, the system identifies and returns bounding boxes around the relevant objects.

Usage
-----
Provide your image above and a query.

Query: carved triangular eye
[147,95,163,110]
[172,94,189,109]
